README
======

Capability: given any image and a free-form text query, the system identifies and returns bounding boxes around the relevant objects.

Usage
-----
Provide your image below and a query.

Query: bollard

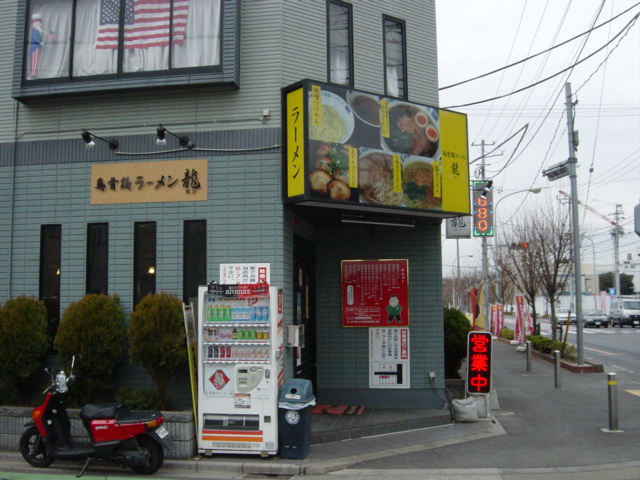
[526,341,532,372]
[608,372,619,431]
[554,350,561,389]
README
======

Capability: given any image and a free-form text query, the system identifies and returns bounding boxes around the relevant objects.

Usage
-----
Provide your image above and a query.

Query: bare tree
[501,215,542,333]
[499,197,573,339]
[530,198,573,340]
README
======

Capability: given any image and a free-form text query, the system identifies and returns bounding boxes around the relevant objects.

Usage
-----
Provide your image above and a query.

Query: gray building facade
[1,0,450,409]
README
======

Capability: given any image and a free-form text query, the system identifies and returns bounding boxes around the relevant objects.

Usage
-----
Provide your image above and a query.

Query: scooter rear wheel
[20,426,54,468]
[129,435,164,474]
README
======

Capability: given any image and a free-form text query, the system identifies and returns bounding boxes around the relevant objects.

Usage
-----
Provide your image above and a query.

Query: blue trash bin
[278,379,315,459]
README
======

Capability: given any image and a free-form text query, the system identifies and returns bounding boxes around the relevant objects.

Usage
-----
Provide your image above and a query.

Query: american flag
[96,0,189,50]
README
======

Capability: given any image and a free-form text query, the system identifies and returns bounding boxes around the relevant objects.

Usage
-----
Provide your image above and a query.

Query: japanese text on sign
[341,260,409,327]
[466,331,492,394]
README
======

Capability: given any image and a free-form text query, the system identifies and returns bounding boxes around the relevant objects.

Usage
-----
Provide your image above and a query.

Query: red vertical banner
[466,331,492,394]
[341,260,409,327]
[489,304,497,335]
[496,304,504,336]
[515,295,526,343]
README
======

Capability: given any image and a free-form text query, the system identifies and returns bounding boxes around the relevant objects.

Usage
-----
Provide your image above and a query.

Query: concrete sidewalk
[2,339,638,479]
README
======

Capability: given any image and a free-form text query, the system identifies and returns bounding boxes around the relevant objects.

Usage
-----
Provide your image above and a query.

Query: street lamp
[453,254,474,309]
[493,188,542,302]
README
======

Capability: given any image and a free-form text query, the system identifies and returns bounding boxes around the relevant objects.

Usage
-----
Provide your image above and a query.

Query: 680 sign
[472,181,494,237]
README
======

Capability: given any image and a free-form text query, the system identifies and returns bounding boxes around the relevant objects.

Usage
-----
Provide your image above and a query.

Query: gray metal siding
[4,136,286,315]
[315,222,444,406]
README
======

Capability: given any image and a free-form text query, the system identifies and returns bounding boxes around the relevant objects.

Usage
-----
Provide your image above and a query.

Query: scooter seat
[80,402,124,420]
[116,408,162,424]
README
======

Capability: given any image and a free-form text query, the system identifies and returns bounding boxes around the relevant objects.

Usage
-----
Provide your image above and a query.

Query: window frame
[13,0,241,102]
[183,219,207,303]
[326,0,354,88]
[382,15,408,99]
[39,224,61,335]
[133,221,156,307]
[86,222,109,295]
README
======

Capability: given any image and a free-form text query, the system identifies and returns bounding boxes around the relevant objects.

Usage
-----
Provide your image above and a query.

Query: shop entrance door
[292,235,317,390]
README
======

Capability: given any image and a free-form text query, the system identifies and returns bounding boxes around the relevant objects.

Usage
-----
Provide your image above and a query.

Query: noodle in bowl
[402,158,440,209]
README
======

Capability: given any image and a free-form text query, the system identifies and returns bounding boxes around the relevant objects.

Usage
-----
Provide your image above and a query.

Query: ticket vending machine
[197,283,284,456]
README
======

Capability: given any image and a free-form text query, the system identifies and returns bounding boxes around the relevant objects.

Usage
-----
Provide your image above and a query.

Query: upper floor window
[327,1,353,87]
[383,16,407,99]
[25,0,221,81]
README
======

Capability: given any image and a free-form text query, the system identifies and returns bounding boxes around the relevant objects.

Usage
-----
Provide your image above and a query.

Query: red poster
[341,260,409,327]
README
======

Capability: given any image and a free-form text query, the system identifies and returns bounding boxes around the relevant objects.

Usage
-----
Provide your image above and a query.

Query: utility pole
[473,140,494,328]
[565,82,584,365]
[612,204,624,294]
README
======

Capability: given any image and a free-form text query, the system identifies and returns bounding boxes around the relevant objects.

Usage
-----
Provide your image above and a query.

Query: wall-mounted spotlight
[81,130,119,150]
[156,124,194,149]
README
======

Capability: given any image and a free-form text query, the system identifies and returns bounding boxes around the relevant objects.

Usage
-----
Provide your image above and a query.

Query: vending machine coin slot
[236,365,264,393]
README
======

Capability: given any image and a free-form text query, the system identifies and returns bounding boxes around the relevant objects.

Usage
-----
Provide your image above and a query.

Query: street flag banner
[474,283,486,331]
[489,304,497,335]
[514,295,526,343]
[496,304,504,336]
[469,287,477,318]
[525,300,534,335]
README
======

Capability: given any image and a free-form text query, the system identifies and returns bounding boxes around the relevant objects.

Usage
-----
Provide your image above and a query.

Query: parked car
[582,309,609,328]
[609,300,640,328]
[555,308,574,325]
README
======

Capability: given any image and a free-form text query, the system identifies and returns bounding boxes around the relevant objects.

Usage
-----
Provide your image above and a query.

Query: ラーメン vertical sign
[286,88,305,197]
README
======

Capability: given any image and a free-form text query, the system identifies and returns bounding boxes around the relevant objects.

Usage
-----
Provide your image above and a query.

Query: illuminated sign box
[466,331,492,395]
[283,80,470,219]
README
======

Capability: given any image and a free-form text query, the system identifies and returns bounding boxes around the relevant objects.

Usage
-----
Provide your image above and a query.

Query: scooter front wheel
[129,435,164,474]
[20,426,54,468]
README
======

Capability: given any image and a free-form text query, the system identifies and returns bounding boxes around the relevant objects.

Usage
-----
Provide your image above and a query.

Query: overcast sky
[436,0,640,281]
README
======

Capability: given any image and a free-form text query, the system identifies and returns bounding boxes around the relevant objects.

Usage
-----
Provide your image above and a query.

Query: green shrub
[499,327,514,340]
[0,296,49,405]
[54,294,126,404]
[129,293,187,410]
[116,386,161,410]
[443,307,473,378]
[527,334,576,360]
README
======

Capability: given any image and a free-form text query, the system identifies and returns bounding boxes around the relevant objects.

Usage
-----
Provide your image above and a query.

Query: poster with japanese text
[341,259,409,327]
[369,327,410,389]
[219,264,270,285]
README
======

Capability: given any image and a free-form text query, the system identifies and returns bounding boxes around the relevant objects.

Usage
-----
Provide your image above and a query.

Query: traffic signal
[510,242,529,250]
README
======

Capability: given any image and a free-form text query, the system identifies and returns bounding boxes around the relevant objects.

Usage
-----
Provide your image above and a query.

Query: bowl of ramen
[346,90,381,127]
[358,150,404,206]
[381,101,439,158]
[308,90,355,144]
[402,157,441,209]
[308,142,355,201]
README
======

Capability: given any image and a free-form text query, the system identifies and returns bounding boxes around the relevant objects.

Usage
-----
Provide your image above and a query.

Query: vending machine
[197,282,284,456]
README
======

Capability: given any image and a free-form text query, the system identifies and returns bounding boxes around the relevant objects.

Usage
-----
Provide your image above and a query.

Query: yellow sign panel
[439,110,470,214]
[286,87,305,197]
[282,80,470,216]
[91,159,208,205]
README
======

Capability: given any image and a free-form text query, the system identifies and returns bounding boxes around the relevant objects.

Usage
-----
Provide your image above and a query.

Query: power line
[439,2,640,91]
[443,11,639,109]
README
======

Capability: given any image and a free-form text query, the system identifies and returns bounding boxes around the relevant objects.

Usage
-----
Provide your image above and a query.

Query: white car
[555,308,574,325]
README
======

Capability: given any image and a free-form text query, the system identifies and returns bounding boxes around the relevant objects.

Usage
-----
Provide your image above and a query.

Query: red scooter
[20,356,173,477]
